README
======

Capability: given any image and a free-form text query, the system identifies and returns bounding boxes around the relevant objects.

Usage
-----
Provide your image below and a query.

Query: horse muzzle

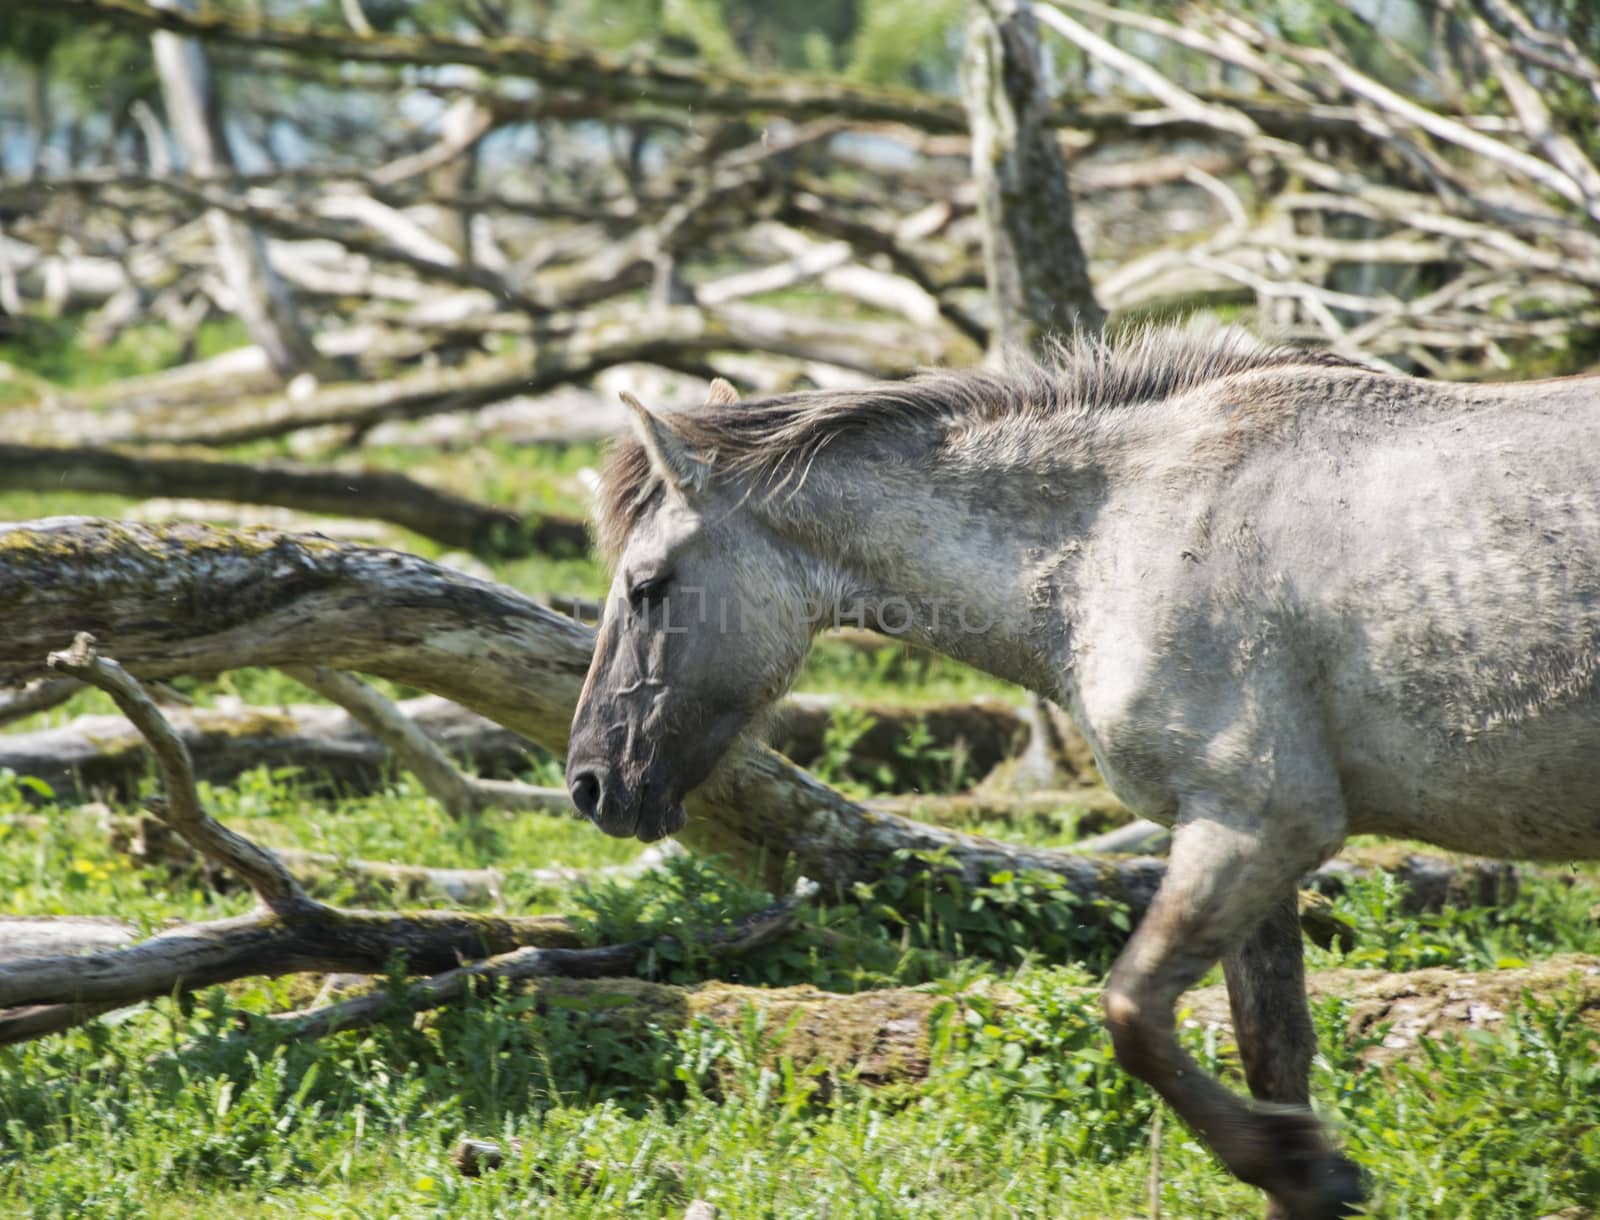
[565,761,688,842]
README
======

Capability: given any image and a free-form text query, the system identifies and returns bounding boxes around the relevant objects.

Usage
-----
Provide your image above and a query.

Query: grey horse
[565,327,1600,1218]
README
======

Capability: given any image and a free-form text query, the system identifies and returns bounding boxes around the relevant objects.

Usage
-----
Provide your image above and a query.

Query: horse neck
[752,430,1104,697]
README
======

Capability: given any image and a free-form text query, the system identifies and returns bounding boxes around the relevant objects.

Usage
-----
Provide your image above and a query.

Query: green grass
[5,320,1600,1217]
[0,316,252,394]
[4,758,1600,1217]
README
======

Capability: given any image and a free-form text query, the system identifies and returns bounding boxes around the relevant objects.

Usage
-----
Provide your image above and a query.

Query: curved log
[0,518,1162,912]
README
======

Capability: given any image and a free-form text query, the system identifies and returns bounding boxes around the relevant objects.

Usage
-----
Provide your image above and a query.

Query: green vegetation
[5,301,1600,1220]
[0,317,253,392]
[3,762,1600,1216]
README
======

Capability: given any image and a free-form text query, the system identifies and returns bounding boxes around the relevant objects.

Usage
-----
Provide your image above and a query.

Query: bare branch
[1470,13,1600,216]
[284,667,483,818]
[281,666,573,821]
[1033,5,1259,140]
[269,881,813,1042]
[0,679,78,727]
[47,634,310,909]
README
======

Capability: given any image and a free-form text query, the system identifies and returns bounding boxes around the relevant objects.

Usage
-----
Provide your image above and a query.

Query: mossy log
[1313,844,1521,915]
[436,955,1600,1093]
[0,443,584,557]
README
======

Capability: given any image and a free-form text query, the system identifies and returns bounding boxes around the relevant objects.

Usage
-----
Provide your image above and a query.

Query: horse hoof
[1272,1154,1365,1219]
[1315,1153,1366,1217]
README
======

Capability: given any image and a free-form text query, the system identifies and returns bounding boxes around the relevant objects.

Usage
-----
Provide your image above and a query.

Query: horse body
[1060,365,1600,859]
[567,333,1600,1218]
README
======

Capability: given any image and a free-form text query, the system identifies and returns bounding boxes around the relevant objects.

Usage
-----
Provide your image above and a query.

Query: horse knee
[1103,981,1167,1082]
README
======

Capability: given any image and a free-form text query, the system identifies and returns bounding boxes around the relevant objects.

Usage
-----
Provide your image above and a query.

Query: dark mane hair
[595,326,1359,561]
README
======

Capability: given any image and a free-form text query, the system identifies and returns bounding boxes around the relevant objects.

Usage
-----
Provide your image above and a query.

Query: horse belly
[1302,421,1600,859]
[1332,690,1600,859]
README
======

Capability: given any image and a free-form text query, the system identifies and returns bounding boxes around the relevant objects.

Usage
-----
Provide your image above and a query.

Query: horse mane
[595,325,1359,561]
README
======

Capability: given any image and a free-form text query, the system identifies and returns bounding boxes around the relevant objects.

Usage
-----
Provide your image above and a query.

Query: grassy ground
[3,329,1600,1217]
[4,774,1600,1219]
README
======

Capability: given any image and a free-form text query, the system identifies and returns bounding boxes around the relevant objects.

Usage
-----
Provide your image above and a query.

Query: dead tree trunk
[435,953,1600,1103]
[961,0,1104,347]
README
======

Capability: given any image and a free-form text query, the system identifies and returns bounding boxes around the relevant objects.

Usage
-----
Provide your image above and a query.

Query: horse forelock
[594,325,1360,564]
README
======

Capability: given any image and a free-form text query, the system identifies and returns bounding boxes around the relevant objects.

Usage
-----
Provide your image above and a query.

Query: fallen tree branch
[282,667,578,818]
[0,633,598,1040]
[0,916,138,964]
[0,305,945,447]
[47,633,308,907]
[284,666,488,819]
[266,879,813,1041]
[0,693,548,804]
[0,442,577,557]
[0,904,591,1042]
[114,813,684,906]
[0,678,79,727]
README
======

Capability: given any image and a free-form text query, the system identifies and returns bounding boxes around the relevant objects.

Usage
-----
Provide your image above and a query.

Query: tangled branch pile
[3,0,1597,457]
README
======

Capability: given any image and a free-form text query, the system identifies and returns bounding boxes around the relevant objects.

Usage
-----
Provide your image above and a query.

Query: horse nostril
[569,770,602,820]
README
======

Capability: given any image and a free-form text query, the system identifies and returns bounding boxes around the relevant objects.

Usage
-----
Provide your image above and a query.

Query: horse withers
[565,329,1600,1218]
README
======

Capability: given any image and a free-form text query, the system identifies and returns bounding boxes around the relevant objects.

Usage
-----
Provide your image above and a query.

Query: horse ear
[619,391,708,494]
[705,377,739,406]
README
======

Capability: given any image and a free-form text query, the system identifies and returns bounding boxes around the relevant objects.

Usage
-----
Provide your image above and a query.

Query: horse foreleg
[1103,816,1363,1219]
[1224,893,1321,1219]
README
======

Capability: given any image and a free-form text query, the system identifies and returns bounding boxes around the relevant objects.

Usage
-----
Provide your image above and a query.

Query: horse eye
[629,574,673,612]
